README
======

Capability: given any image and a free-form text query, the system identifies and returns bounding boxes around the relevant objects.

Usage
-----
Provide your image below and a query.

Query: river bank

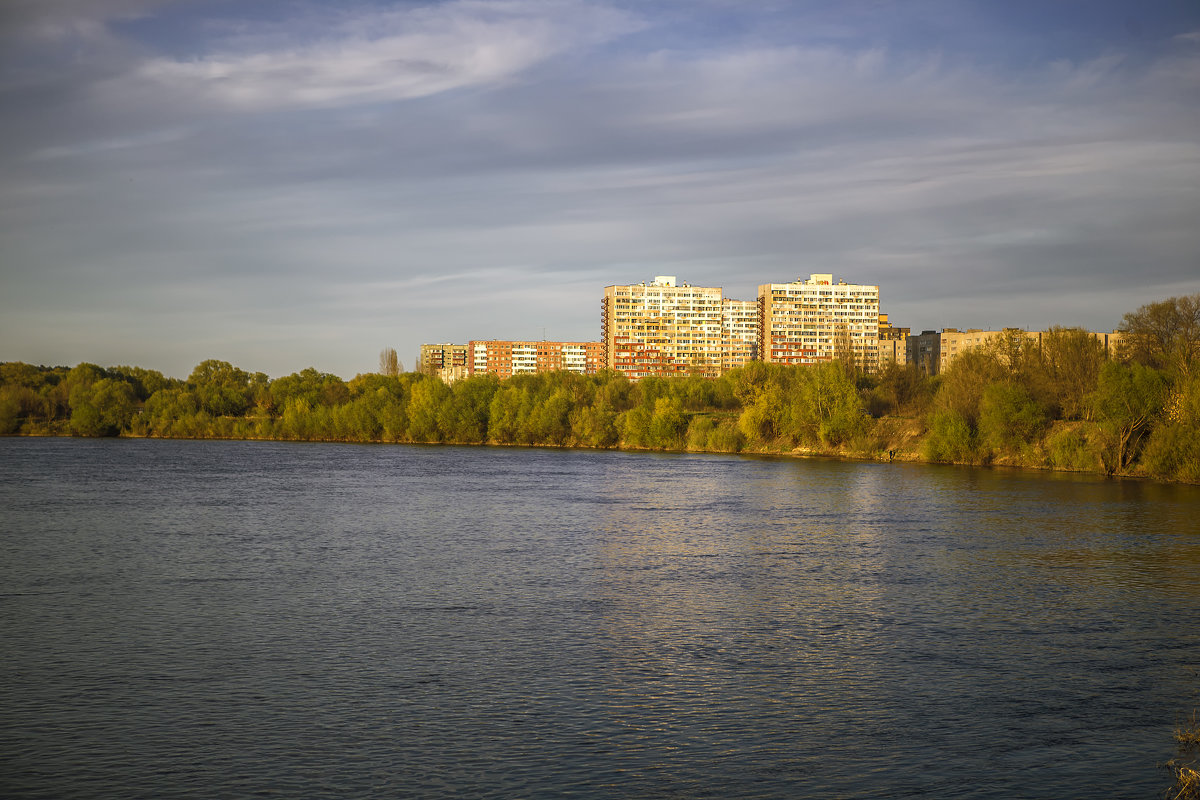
[5,355,1198,484]
[7,412,1189,484]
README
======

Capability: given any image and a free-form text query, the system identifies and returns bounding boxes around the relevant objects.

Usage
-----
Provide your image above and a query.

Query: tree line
[1,295,1197,482]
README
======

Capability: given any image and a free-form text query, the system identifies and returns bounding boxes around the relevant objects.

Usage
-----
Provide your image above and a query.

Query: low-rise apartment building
[468,340,604,380]
[907,327,1125,374]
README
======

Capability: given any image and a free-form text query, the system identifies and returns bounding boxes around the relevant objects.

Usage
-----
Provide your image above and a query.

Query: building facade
[467,340,604,380]
[601,276,730,379]
[877,313,910,368]
[419,343,469,383]
[721,298,759,373]
[906,327,1125,375]
[757,274,881,371]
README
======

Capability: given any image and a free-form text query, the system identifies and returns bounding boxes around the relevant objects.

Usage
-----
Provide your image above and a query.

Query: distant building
[907,330,941,374]
[419,343,469,383]
[906,327,1125,374]
[468,340,604,380]
[936,328,1032,373]
[877,313,910,368]
[602,276,754,379]
[757,274,881,371]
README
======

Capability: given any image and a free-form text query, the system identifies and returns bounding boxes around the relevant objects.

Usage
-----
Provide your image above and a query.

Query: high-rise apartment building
[601,276,757,379]
[468,340,603,380]
[721,299,759,373]
[757,274,880,370]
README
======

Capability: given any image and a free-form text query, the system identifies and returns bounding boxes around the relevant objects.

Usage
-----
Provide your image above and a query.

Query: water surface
[2,438,1198,798]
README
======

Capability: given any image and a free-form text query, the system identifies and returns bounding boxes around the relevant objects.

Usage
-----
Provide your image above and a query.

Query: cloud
[123,0,642,111]
[1,1,1198,376]
[0,0,171,42]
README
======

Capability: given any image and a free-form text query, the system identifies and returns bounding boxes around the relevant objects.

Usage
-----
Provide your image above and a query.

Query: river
[1,437,1198,798]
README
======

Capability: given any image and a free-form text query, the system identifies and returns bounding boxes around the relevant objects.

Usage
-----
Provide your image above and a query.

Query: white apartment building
[721,298,759,373]
[601,276,728,378]
[757,274,881,370]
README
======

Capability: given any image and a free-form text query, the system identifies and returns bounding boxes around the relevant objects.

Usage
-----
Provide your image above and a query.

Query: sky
[2,0,1198,380]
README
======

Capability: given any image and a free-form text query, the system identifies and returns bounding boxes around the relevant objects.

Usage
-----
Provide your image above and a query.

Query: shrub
[1142,424,1200,483]
[1045,424,1105,472]
[923,408,976,463]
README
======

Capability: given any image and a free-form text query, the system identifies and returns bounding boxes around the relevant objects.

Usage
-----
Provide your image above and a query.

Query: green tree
[1141,374,1200,482]
[738,383,784,447]
[923,408,976,463]
[438,376,498,443]
[488,384,529,443]
[0,386,26,433]
[1034,327,1106,420]
[977,382,1047,458]
[1119,294,1200,377]
[108,365,175,400]
[572,400,619,448]
[795,362,867,446]
[932,350,1007,428]
[648,396,687,449]
[69,378,136,437]
[188,360,258,417]
[1089,361,1167,472]
[408,378,450,442]
[268,368,348,415]
[528,388,574,446]
[867,362,935,417]
[619,404,653,448]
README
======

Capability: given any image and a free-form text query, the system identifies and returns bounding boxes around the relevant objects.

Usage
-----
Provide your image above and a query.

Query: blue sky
[2,0,1198,379]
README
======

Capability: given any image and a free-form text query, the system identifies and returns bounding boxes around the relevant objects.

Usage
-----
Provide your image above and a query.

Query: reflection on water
[1,438,1198,799]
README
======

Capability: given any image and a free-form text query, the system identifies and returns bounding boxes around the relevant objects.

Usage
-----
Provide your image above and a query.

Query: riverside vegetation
[2,295,1198,483]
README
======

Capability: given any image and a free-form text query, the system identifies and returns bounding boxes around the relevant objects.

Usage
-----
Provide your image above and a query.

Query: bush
[923,408,976,463]
[978,381,1047,459]
[1141,423,1200,483]
[1045,424,1105,472]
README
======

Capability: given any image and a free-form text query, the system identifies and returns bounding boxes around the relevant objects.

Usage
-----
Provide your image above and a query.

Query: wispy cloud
[127,0,641,111]
[1,1,1198,377]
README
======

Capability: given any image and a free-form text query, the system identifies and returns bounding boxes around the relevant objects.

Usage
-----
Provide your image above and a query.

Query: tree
[1140,373,1200,482]
[108,366,175,400]
[931,349,1007,428]
[1089,362,1167,472]
[923,408,976,463]
[438,376,498,443]
[1119,294,1200,377]
[187,360,257,417]
[379,348,401,376]
[977,382,1046,458]
[1034,327,1106,420]
[868,362,935,417]
[0,386,29,433]
[407,377,450,442]
[648,396,687,449]
[69,378,136,437]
